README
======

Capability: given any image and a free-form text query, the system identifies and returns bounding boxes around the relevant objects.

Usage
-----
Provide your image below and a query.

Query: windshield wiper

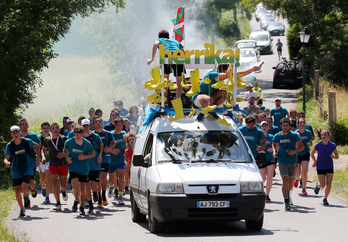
[191,159,232,163]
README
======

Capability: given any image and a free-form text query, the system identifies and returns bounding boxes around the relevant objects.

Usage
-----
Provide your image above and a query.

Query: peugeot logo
[206,185,219,194]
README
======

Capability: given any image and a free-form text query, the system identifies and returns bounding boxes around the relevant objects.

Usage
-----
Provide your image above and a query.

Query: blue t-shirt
[192,70,220,103]
[264,135,275,162]
[21,131,40,170]
[270,107,289,129]
[268,125,280,136]
[64,138,94,175]
[94,130,114,164]
[273,131,301,163]
[118,108,128,117]
[83,133,102,171]
[5,138,36,179]
[110,130,126,166]
[295,129,313,156]
[67,130,74,139]
[239,125,265,159]
[276,42,283,50]
[296,123,314,137]
[314,141,336,170]
[63,129,69,137]
[157,38,184,53]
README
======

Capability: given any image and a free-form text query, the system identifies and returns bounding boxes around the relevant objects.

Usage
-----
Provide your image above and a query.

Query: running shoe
[79,206,85,216]
[102,197,108,206]
[88,205,94,214]
[97,199,103,208]
[285,202,291,210]
[125,186,129,194]
[31,189,37,198]
[93,192,98,203]
[44,196,50,204]
[266,195,271,202]
[42,187,46,197]
[314,182,320,195]
[118,197,125,205]
[53,204,62,211]
[302,188,308,195]
[323,198,329,206]
[19,208,25,217]
[24,194,30,208]
[108,186,114,198]
[84,199,89,207]
[273,170,276,177]
[294,179,299,188]
[299,178,303,188]
[114,189,118,198]
[61,190,68,202]
[72,200,79,212]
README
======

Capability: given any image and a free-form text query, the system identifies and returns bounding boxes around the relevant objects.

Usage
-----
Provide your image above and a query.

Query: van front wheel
[148,201,166,233]
[131,193,146,222]
[245,215,264,231]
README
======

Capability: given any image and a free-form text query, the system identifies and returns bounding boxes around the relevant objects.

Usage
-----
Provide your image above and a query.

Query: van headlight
[157,183,184,193]
[241,182,263,192]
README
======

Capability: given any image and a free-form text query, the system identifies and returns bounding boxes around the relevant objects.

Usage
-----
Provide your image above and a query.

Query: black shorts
[89,170,100,182]
[13,175,31,187]
[164,64,186,77]
[31,167,36,180]
[100,163,110,173]
[297,152,310,163]
[70,172,89,183]
[317,168,334,175]
[259,161,276,169]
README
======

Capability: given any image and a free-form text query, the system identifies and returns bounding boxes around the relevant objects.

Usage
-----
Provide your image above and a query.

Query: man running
[81,119,103,213]
[270,97,289,130]
[38,122,51,204]
[42,123,69,210]
[64,125,95,215]
[19,118,41,199]
[93,116,115,207]
[272,118,304,210]
[4,125,40,216]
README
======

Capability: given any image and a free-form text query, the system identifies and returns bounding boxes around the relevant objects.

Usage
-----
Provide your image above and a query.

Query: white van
[130,112,265,233]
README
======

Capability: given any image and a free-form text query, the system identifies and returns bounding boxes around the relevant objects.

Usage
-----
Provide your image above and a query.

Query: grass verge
[300,79,348,202]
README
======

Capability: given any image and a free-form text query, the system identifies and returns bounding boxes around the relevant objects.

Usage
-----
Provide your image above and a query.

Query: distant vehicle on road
[248,30,273,55]
[272,57,303,88]
[235,40,260,64]
[260,17,275,30]
[267,22,285,36]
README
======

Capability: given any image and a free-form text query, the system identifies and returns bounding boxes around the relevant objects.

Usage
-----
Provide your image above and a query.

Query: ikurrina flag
[171,7,184,43]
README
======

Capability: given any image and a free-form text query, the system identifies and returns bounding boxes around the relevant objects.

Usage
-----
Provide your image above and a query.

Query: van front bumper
[149,193,265,223]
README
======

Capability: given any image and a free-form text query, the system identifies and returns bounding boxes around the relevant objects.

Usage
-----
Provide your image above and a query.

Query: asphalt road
[7,14,348,242]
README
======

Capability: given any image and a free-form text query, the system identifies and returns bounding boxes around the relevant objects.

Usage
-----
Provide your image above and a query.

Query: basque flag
[171,7,184,43]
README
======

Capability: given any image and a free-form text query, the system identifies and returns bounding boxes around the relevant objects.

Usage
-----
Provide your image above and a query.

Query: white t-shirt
[244,91,259,105]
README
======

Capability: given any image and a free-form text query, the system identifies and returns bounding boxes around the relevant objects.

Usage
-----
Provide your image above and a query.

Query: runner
[114,100,128,117]
[67,116,86,138]
[64,125,96,215]
[259,121,276,202]
[266,116,280,135]
[81,119,103,214]
[294,118,313,195]
[19,118,41,199]
[93,116,115,207]
[104,110,119,131]
[123,117,135,132]
[63,118,74,136]
[95,109,106,128]
[42,123,69,210]
[124,130,136,193]
[270,97,289,130]
[275,39,283,60]
[126,105,139,126]
[272,118,304,210]
[311,130,339,205]
[59,117,69,135]
[264,108,271,117]
[4,126,40,216]
[109,117,126,205]
[38,122,51,204]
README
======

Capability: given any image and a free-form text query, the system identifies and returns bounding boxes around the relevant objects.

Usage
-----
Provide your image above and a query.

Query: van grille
[188,207,238,218]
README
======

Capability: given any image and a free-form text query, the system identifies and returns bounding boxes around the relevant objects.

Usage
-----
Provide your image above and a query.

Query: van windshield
[156,131,251,163]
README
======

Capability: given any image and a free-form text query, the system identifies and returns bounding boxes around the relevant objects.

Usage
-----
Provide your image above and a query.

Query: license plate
[273,31,279,32]
[196,201,230,208]
[285,79,294,82]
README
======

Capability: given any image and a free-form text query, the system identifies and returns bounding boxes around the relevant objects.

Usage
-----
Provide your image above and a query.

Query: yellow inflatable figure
[169,98,185,121]
[181,72,189,89]
[186,69,200,97]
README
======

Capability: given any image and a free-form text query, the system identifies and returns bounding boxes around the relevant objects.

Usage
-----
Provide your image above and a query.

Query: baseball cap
[10,125,20,132]
[67,118,74,123]
[260,121,268,127]
[247,83,253,87]
[81,119,90,126]
[275,97,281,101]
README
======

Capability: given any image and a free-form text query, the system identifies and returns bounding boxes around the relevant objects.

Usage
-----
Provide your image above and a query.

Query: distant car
[255,9,267,22]
[272,58,303,88]
[267,22,285,36]
[259,14,274,22]
[235,40,260,64]
[248,30,273,55]
[260,18,275,30]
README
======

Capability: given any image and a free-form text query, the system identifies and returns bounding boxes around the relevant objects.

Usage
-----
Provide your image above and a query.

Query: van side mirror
[133,155,149,167]
[272,67,276,69]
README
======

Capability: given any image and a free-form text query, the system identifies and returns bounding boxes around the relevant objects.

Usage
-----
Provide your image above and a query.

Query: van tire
[148,200,166,233]
[245,215,264,231]
[131,193,146,222]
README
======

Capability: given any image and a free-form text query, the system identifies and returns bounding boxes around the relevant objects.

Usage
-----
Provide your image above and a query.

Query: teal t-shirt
[5,138,35,179]
[157,38,183,53]
[264,134,275,162]
[110,131,126,166]
[94,130,114,164]
[64,138,94,175]
[295,129,313,156]
[83,133,102,171]
[273,131,301,163]
[270,107,289,129]
[239,125,265,159]
[192,70,220,103]
[21,131,40,170]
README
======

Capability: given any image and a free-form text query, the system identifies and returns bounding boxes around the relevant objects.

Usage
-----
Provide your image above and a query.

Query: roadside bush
[335,116,348,146]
